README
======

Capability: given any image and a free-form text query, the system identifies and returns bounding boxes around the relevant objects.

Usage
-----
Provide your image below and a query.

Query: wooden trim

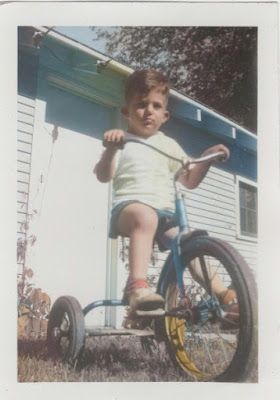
[235,175,258,243]
[105,108,123,328]
[48,74,120,108]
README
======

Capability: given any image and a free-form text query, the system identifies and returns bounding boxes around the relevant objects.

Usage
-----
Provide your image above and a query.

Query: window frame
[236,175,258,242]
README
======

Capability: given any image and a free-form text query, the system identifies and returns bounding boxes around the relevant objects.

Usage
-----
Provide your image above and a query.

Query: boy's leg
[188,258,235,301]
[117,202,164,311]
[162,227,238,307]
[117,203,158,281]
[188,259,239,324]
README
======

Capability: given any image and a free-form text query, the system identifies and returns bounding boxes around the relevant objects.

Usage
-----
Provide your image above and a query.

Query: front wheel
[159,236,257,382]
[47,296,85,364]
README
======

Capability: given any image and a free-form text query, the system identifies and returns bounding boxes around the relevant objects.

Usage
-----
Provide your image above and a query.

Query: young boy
[94,69,236,316]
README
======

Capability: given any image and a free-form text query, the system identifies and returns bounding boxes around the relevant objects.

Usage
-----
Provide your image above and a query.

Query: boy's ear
[164,110,170,122]
[121,105,129,118]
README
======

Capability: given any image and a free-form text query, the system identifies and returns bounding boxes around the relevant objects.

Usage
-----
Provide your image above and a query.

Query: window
[237,177,258,240]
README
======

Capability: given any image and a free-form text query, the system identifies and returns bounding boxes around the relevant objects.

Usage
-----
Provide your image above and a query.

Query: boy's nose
[145,104,153,114]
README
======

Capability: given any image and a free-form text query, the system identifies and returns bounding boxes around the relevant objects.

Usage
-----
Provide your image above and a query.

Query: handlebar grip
[187,151,226,166]
[216,151,227,162]
[103,139,124,149]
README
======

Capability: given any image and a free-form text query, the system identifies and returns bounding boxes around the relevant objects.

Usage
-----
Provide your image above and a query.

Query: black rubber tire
[157,235,258,382]
[47,296,85,363]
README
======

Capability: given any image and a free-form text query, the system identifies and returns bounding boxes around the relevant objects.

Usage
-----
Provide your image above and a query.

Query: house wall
[17,30,124,326]
[183,169,257,270]
[24,93,118,326]
[17,94,36,278]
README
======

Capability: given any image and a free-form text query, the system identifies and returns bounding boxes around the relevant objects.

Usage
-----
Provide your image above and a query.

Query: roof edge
[33,26,257,140]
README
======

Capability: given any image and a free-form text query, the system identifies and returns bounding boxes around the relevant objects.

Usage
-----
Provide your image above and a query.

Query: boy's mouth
[143,118,154,125]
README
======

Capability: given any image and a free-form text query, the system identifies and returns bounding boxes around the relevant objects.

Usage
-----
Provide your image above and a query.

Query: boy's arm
[179,144,230,189]
[94,147,118,182]
[93,129,125,183]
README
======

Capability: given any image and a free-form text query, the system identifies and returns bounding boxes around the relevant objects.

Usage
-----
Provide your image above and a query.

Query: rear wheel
[47,296,85,364]
[160,236,257,382]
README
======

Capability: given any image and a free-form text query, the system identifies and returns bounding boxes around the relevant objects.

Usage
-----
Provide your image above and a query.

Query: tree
[92,27,257,132]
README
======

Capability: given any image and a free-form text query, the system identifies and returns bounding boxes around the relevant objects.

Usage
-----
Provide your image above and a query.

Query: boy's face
[122,87,170,138]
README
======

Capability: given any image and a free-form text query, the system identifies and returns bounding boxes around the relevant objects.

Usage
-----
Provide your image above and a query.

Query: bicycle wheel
[47,296,85,363]
[159,235,257,382]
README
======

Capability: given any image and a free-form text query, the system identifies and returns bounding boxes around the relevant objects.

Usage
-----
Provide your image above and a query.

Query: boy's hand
[180,144,230,190]
[94,129,124,182]
[103,129,125,149]
[203,144,230,163]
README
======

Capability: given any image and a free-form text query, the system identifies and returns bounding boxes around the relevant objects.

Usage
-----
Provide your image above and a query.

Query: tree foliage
[92,27,257,132]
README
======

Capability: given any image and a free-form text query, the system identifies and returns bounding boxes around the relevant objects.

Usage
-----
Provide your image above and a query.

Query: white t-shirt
[112,131,188,211]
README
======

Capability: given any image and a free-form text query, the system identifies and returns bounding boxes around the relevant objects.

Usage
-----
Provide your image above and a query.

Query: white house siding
[17,95,35,278]
[22,97,114,327]
[151,166,257,279]
[182,166,257,272]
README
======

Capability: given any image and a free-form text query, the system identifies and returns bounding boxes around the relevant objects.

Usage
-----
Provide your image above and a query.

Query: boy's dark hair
[125,69,171,103]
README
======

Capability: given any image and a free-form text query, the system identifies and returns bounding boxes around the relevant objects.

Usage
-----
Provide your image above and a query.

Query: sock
[125,277,149,294]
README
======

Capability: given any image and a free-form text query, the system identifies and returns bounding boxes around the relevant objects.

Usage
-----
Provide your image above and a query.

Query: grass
[18,335,258,383]
[18,336,189,382]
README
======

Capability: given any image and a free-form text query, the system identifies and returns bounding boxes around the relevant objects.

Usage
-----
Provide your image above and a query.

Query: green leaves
[92,27,257,132]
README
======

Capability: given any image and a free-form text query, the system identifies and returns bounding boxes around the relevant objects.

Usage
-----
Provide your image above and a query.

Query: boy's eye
[135,102,163,109]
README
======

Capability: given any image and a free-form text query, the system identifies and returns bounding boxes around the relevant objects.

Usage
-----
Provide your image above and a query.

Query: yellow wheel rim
[165,284,209,381]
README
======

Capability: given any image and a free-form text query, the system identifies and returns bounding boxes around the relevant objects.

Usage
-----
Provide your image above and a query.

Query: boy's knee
[118,203,158,234]
[132,205,158,230]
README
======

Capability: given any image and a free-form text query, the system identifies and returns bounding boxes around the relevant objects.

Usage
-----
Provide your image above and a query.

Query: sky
[54,26,108,55]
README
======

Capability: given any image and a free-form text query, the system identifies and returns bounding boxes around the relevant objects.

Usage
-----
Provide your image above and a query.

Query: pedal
[134,308,165,317]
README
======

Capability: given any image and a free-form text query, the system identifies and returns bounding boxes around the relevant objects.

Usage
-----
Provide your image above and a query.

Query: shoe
[126,287,165,312]
[220,289,239,329]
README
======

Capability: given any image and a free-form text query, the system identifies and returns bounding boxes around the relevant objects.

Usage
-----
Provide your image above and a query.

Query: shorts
[109,200,177,249]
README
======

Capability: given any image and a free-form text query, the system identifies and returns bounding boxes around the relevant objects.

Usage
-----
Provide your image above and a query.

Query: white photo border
[1,1,279,399]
